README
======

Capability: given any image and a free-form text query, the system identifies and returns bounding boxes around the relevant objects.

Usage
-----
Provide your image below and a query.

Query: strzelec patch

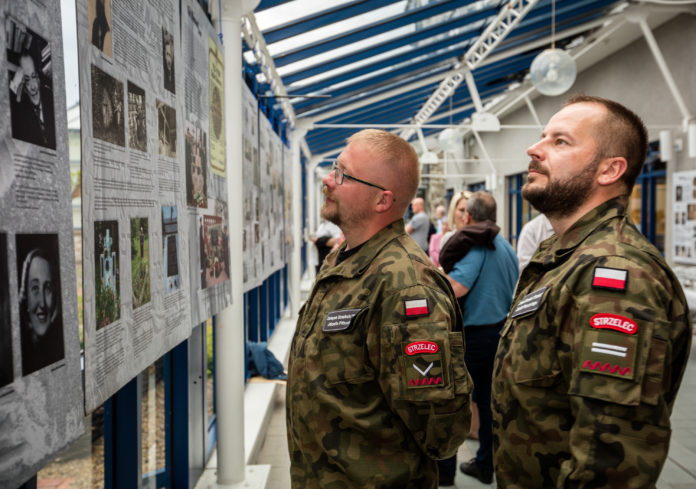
[403,349,445,389]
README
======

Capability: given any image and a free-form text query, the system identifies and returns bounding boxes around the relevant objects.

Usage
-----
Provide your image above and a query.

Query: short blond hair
[346,129,419,211]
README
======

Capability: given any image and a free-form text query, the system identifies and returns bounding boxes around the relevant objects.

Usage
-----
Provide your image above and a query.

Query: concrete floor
[256,337,696,488]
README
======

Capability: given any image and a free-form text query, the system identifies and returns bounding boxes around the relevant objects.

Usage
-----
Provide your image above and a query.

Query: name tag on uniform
[511,286,548,318]
[322,308,363,332]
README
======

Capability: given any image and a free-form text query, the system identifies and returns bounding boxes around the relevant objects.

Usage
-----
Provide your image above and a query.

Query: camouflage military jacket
[492,197,692,488]
[287,219,473,489]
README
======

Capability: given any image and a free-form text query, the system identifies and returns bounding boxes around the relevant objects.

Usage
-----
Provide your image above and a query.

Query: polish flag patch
[404,298,429,317]
[592,267,627,291]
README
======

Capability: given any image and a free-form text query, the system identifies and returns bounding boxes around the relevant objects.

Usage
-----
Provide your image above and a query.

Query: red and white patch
[592,267,627,290]
[404,298,428,317]
[590,313,637,335]
[405,341,439,356]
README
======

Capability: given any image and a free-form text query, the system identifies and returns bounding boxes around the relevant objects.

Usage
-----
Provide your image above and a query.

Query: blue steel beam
[255,0,291,12]
[273,0,472,68]
[262,0,398,45]
[280,5,496,85]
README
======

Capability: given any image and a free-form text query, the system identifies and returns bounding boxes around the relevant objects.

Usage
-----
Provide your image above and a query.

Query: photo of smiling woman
[16,234,64,376]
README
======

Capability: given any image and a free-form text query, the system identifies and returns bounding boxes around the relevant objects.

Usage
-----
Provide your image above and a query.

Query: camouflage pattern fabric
[287,219,473,489]
[492,197,692,488]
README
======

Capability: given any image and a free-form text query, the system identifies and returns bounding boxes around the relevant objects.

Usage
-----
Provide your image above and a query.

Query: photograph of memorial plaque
[91,64,125,147]
[94,220,120,329]
[130,217,150,309]
[185,122,208,208]
[162,205,180,293]
[157,100,177,158]
[7,16,56,150]
[0,233,13,388]
[88,0,112,56]
[127,81,147,152]
[16,233,65,376]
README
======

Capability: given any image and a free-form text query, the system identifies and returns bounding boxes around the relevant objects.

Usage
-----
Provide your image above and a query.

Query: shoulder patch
[405,341,438,355]
[579,329,637,380]
[592,267,627,291]
[404,298,429,318]
[590,313,637,334]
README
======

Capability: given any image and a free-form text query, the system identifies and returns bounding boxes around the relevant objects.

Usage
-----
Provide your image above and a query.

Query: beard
[522,157,599,218]
[320,186,370,229]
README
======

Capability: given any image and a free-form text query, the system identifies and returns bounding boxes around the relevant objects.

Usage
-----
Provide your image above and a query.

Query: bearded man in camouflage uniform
[492,95,692,488]
[286,129,473,488]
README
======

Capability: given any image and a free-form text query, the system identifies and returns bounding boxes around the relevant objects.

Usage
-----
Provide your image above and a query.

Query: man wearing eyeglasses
[286,129,473,489]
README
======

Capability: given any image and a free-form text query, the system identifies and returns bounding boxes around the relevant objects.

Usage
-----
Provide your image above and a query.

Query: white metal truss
[401,0,538,140]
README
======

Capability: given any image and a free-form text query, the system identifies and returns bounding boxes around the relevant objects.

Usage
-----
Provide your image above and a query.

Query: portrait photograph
[94,220,120,329]
[0,234,13,388]
[15,233,64,376]
[185,121,208,208]
[6,17,56,150]
[157,100,177,158]
[88,0,112,56]
[127,81,147,152]
[162,27,175,94]
[162,205,180,294]
[91,64,125,147]
[130,217,150,310]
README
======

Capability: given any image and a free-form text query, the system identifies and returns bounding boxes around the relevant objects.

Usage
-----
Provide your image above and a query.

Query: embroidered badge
[405,341,438,355]
[579,329,636,380]
[511,286,548,318]
[406,356,444,388]
[322,308,362,332]
[590,313,637,335]
[404,298,429,318]
[592,267,627,291]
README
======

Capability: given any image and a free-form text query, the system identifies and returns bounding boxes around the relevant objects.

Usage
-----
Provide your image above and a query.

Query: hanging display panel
[0,2,84,487]
[181,0,230,325]
[77,0,192,412]
[242,83,260,292]
[673,169,696,264]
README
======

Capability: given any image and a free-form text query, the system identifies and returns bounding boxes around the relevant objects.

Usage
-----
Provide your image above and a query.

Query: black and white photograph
[162,27,175,94]
[185,121,208,208]
[91,64,125,146]
[127,81,147,152]
[88,0,112,56]
[157,100,177,158]
[7,17,56,150]
[16,234,64,376]
[0,234,12,388]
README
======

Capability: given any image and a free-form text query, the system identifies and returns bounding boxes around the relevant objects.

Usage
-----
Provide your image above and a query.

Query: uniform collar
[537,196,628,267]
[321,219,406,279]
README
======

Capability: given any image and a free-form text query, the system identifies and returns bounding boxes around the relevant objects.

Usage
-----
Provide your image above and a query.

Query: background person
[516,213,554,275]
[438,191,518,485]
[492,95,692,488]
[405,196,430,253]
[286,129,472,489]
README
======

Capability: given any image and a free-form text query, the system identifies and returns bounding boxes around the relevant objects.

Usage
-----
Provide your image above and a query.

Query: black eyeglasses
[331,161,386,191]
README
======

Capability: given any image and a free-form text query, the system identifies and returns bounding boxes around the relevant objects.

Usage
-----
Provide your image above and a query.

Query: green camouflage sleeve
[555,255,691,488]
[369,284,473,460]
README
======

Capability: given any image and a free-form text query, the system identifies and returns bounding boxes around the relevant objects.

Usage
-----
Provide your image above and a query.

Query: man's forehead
[20,55,36,70]
[545,103,604,135]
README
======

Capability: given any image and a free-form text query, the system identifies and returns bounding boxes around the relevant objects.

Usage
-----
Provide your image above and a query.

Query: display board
[241,83,291,292]
[77,0,232,412]
[0,1,84,487]
[673,170,696,264]
[181,0,230,325]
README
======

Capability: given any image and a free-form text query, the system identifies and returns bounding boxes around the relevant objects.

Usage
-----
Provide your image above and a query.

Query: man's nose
[322,171,334,187]
[527,140,544,160]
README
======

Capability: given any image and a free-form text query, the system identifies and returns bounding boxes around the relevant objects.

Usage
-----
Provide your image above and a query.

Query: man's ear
[597,157,627,186]
[375,191,395,213]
